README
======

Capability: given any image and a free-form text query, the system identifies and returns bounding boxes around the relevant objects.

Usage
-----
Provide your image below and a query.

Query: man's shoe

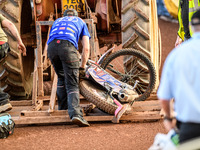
[72,116,90,127]
[0,99,12,113]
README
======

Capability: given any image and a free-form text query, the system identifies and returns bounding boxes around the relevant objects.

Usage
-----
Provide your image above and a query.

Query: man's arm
[1,19,26,56]
[175,35,183,47]
[160,99,175,131]
[80,36,90,68]
[160,99,171,117]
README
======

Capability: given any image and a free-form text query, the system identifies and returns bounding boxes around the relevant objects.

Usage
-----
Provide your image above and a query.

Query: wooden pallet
[9,94,162,126]
[22,20,162,126]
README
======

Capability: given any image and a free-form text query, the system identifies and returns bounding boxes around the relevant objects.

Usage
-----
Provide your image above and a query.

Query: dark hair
[191,9,200,25]
[63,8,78,17]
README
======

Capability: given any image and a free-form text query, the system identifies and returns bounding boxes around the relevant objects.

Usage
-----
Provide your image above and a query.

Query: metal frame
[32,21,55,111]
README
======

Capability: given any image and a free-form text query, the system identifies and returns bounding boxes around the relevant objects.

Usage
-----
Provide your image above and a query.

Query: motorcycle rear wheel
[80,79,117,115]
[101,49,156,102]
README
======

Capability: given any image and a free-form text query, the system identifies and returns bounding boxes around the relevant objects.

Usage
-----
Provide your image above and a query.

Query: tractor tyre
[121,0,161,92]
[121,0,151,56]
[0,0,34,99]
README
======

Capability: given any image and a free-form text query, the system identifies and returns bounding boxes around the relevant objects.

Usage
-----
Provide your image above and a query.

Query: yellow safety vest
[178,0,200,40]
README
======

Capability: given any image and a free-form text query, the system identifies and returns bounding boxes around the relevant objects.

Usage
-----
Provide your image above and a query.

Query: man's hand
[2,19,26,56]
[18,42,26,56]
[163,118,175,131]
[79,67,85,78]
[160,99,175,131]
[175,35,183,47]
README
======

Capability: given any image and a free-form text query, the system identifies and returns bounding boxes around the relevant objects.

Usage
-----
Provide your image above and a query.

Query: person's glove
[79,67,86,78]
[0,113,15,139]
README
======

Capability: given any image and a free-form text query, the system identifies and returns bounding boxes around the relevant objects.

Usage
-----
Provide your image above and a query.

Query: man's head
[63,8,78,17]
[191,9,200,32]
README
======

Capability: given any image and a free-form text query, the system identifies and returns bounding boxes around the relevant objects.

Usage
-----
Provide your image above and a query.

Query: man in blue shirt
[47,9,90,127]
[157,9,200,143]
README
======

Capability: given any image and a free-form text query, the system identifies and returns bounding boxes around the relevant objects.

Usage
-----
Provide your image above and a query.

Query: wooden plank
[9,98,162,126]
[13,116,71,125]
[10,96,87,106]
[36,21,44,96]
[132,100,160,106]
[13,111,161,125]
[9,104,92,112]
[132,105,161,112]
[9,100,160,109]
[20,110,68,117]
[48,73,58,112]
[9,107,160,117]
[13,115,113,125]
[37,96,51,101]
[18,107,97,118]
[32,53,38,106]
[10,100,32,106]
[14,98,161,106]
[121,111,161,121]
[9,101,160,116]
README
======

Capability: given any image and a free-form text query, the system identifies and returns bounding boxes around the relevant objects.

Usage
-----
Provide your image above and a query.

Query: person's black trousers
[47,39,83,119]
[177,120,200,143]
[0,42,10,103]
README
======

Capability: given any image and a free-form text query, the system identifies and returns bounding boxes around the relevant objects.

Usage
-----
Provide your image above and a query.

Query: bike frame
[85,59,138,104]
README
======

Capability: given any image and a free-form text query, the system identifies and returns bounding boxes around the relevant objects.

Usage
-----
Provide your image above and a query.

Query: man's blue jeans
[47,39,83,119]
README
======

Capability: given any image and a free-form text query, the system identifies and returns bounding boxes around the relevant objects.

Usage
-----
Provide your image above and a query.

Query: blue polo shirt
[157,32,200,123]
[47,16,91,49]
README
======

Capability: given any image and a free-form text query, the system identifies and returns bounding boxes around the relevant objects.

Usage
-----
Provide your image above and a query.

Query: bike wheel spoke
[107,66,124,77]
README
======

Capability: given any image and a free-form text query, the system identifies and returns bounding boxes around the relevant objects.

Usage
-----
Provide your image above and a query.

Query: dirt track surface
[0,19,178,150]
[1,122,165,150]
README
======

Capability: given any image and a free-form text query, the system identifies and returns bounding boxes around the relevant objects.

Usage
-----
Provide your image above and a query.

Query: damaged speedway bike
[80,48,156,122]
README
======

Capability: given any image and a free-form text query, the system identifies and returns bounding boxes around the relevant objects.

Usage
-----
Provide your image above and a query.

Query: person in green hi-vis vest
[175,0,200,47]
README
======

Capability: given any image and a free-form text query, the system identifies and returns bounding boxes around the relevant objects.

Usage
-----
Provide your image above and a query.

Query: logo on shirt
[67,27,75,33]
[63,17,78,22]
[59,27,66,30]
[58,31,64,34]
[68,24,77,31]
[52,28,58,32]
[65,32,74,37]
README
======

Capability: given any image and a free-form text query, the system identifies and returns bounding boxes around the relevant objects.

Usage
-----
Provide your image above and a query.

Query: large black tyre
[80,80,117,115]
[121,0,161,92]
[101,49,156,101]
[0,1,34,98]
[122,0,150,56]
